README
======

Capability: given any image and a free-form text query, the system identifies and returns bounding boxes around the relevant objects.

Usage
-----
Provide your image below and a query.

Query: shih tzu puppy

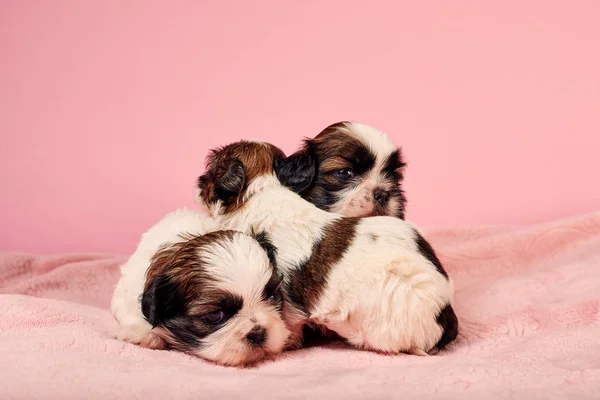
[277,121,407,219]
[196,141,458,355]
[111,208,290,366]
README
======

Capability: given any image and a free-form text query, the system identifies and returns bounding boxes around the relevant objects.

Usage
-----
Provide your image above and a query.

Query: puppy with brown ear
[197,141,458,355]
[111,208,290,366]
[276,121,408,219]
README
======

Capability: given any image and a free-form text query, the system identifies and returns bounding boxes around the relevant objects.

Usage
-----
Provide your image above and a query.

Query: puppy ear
[214,158,246,201]
[274,148,316,194]
[141,274,182,327]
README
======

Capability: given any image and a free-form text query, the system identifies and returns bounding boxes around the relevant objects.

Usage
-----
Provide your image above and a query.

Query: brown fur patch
[413,230,448,279]
[145,230,238,306]
[309,123,366,167]
[287,217,359,313]
[198,141,286,214]
[319,156,352,172]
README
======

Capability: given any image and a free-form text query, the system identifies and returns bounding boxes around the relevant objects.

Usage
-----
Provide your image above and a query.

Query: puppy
[111,208,290,366]
[197,141,458,355]
[277,121,407,219]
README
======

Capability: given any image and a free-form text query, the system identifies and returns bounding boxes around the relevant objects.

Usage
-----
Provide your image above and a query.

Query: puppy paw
[138,331,166,350]
[116,326,166,350]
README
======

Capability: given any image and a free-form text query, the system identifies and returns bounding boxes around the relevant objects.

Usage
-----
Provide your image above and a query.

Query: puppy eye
[202,310,227,324]
[267,291,282,304]
[335,168,355,180]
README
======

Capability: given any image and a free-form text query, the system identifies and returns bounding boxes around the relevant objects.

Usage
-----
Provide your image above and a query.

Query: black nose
[374,189,389,205]
[246,326,267,347]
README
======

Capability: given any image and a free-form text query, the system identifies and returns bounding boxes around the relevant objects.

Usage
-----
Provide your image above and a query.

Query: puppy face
[141,230,290,366]
[197,141,286,216]
[276,121,407,219]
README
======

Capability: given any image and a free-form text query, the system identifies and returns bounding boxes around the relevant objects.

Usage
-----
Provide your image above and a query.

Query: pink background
[1,1,599,255]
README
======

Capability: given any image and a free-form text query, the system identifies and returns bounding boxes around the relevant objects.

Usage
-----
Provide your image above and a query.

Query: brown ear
[196,158,246,204]
[213,158,246,201]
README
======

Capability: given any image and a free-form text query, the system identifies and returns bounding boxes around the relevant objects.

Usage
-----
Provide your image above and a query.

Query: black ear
[214,158,246,201]
[141,274,183,327]
[274,148,316,194]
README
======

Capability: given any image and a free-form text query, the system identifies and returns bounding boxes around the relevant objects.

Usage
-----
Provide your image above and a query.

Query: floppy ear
[214,158,246,201]
[274,148,316,194]
[141,274,183,327]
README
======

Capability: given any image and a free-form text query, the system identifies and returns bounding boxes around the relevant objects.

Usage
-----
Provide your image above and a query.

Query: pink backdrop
[1,1,599,254]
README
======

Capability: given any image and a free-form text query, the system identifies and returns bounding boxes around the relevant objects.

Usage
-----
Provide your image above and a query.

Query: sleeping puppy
[277,121,407,219]
[196,141,458,355]
[111,208,290,366]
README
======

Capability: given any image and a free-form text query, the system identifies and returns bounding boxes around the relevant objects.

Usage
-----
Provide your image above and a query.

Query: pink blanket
[2,213,600,399]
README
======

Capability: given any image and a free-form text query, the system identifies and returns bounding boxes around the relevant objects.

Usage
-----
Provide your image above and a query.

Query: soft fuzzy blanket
[1,212,599,399]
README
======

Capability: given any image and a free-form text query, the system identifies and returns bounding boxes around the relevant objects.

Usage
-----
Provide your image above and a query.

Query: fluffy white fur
[204,174,454,354]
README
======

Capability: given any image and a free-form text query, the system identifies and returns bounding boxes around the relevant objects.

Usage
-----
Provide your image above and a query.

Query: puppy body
[198,142,458,354]
[111,208,290,366]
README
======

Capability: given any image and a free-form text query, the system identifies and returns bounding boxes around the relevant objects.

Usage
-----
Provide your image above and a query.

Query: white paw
[116,325,166,350]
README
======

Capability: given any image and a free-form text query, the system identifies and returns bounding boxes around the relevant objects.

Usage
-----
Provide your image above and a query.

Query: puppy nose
[373,189,389,205]
[246,326,267,347]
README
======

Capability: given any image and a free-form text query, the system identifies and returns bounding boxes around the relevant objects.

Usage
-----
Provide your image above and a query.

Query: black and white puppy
[197,141,458,355]
[111,208,290,366]
[277,121,407,219]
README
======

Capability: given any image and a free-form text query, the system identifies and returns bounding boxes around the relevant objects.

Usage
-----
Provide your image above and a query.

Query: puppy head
[197,140,286,216]
[141,230,290,367]
[276,121,407,219]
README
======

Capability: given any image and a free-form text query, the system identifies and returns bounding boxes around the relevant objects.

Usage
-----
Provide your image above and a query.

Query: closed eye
[266,290,282,304]
[263,282,282,301]
[201,310,228,325]
[262,274,283,304]
[189,293,243,324]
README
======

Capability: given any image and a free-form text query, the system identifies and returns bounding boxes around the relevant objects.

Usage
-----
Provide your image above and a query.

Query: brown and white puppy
[276,121,407,219]
[197,141,458,355]
[111,208,290,366]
